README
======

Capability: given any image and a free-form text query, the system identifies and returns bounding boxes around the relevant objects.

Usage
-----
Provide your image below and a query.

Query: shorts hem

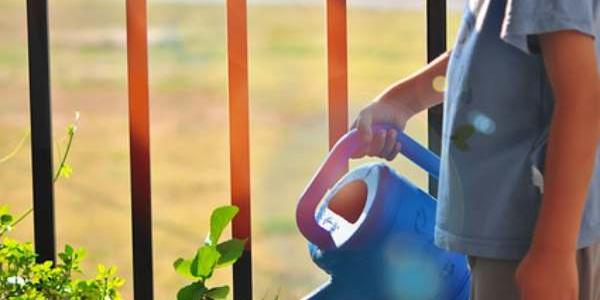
[434,224,600,260]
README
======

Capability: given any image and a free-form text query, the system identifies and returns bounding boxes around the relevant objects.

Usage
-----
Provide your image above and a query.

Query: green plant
[0,206,125,299]
[0,113,124,299]
[2,112,79,228]
[174,205,247,300]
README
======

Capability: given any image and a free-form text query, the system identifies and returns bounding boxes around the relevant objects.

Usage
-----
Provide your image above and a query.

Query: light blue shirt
[434,0,600,260]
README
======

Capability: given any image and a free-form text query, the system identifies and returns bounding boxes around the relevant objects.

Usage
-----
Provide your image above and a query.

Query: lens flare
[383,234,442,299]
[468,111,496,135]
[432,76,447,93]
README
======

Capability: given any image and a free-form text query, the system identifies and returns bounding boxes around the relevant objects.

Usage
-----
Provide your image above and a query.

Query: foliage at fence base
[0,206,124,300]
[174,205,246,300]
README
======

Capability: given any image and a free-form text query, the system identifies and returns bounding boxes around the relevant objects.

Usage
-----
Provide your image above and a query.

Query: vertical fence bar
[326,0,349,150]
[426,0,446,197]
[126,0,154,298]
[326,0,349,186]
[226,1,253,299]
[26,0,56,264]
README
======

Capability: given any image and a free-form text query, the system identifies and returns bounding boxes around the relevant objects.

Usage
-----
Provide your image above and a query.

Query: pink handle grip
[296,125,440,250]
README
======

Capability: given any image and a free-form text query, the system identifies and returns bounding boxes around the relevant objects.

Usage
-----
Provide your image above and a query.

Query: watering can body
[296,125,471,300]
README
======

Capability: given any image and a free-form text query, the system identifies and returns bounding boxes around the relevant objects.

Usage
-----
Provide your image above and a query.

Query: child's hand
[347,52,449,160]
[350,99,415,160]
[516,249,578,300]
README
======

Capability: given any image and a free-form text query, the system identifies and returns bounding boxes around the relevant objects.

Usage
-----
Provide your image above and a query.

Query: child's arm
[516,30,600,300]
[377,50,451,115]
[351,51,451,159]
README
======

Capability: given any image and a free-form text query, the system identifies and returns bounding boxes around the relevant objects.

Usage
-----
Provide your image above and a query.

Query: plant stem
[8,207,32,229]
[53,128,74,183]
[0,129,30,164]
[9,124,76,229]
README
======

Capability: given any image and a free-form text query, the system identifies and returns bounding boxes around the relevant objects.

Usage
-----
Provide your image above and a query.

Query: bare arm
[377,50,450,114]
[531,31,600,254]
[516,30,600,300]
[351,51,451,159]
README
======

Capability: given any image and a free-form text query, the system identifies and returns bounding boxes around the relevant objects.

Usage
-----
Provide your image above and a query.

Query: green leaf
[209,206,239,245]
[97,264,107,274]
[216,239,246,268]
[65,244,74,255]
[191,245,221,279]
[454,141,469,151]
[173,258,197,279]
[177,282,207,300]
[205,285,230,299]
[76,247,86,259]
[67,124,77,135]
[58,163,73,178]
[451,124,475,152]
[0,214,13,224]
[0,205,10,216]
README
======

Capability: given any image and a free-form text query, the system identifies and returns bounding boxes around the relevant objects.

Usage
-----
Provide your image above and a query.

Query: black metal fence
[24,0,447,299]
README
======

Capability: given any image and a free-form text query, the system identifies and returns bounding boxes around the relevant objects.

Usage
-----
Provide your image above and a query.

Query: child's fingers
[356,113,373,143]
[379,129,397,158]
[385,142,402,161]
[351,114,373,158]
[367,130,386,157]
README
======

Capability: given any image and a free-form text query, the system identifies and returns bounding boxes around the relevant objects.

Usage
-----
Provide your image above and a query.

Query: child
[351,0,600,299]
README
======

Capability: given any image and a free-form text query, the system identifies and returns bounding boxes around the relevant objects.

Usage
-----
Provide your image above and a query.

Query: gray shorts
[467,243,600,300]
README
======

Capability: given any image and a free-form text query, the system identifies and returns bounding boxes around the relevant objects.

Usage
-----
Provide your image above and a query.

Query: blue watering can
[296,125,471,300]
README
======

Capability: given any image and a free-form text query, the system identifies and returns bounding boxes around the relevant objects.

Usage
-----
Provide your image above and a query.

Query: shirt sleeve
[500,0,596,54]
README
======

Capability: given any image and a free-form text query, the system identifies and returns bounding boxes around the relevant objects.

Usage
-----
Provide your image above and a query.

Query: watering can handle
[296,124,441,250]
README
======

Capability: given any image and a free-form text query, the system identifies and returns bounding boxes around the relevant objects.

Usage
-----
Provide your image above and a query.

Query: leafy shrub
[0,206,124,299]
[0,114,124,299]
[174,206,246,300]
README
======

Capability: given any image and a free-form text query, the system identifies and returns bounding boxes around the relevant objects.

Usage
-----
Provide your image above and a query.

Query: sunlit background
[0,0,463,298]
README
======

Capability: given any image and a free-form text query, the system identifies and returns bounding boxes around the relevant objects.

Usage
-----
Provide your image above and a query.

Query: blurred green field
[0,1,460,298]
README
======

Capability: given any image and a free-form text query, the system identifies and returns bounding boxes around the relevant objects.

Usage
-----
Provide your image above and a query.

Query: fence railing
[24,0,447,299]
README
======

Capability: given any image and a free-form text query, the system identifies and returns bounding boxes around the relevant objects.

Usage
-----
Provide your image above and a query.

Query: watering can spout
[296,124,440,250]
